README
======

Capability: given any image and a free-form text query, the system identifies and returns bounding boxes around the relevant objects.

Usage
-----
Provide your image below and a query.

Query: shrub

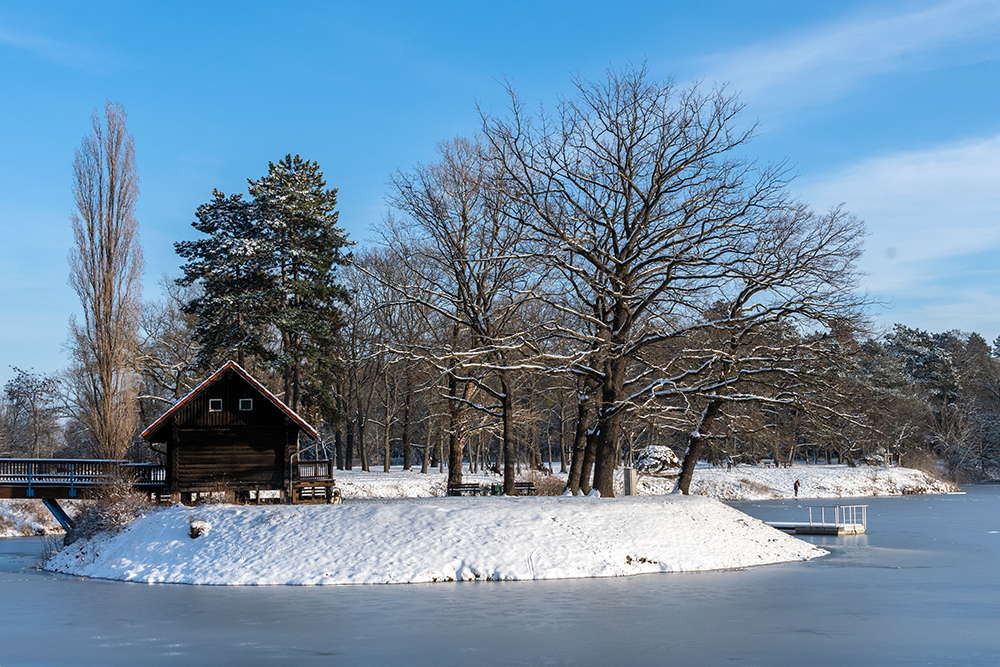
[634,445,681,476]
[738,477,777,498]
[188,513,210,538]
[64,477,153,545]
[519,470,566,496]
[0,514,17,535]
[900,448,948,481]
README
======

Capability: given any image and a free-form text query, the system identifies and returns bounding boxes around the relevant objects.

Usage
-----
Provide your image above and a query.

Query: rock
[634,446,681,476]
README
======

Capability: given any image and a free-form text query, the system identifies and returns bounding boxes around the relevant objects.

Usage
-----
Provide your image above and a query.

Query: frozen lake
[1,486,998,666]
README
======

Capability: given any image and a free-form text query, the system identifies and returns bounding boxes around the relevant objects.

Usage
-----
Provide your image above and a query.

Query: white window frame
[208,398,223,412]
[239,398,253,411]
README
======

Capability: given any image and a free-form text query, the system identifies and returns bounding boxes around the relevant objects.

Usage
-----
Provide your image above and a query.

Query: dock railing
[807,504,867,528]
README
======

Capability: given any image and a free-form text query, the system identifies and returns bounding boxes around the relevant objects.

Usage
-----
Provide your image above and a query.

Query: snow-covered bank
[2,464,952,540]
[643,463,957,500]
[0,500,72,537]
[46,495,826,585]
[41,463,944,586]
[329,463,956,501]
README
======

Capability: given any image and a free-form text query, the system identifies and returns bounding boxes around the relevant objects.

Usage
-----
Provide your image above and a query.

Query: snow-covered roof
[141,360,318,441]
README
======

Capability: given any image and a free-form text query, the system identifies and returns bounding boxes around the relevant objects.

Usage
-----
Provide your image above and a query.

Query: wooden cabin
[141,361,318,503]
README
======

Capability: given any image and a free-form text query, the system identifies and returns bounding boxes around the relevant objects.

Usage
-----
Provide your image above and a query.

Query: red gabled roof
[141,360,319,441]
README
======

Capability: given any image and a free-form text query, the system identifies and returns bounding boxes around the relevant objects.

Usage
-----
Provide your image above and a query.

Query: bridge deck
[0,459,165,499]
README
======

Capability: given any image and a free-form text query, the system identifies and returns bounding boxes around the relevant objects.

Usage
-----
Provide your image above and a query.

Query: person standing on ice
[794,479,800,498]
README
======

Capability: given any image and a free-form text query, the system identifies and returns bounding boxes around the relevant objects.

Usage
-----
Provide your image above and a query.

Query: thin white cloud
[699,0,1000,107]
[0,25,110,69]
[798,132,1000,292]
[796,133,1000,337]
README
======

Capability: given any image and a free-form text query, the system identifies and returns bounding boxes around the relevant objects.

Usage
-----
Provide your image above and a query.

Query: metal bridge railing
[0,459,166,497]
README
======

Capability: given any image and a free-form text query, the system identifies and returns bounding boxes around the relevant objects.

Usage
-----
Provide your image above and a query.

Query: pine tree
[176,155,351,412]
[249,154,351,413]
[176,190,275,370]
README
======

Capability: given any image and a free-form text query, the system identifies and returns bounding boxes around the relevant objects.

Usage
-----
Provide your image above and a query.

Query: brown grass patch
[519,470,566,496]
[738,477,779,498]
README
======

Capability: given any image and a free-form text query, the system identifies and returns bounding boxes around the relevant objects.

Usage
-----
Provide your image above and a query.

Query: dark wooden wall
[161,369,299,493]
[167,371,287,429]
[172,427,292,488]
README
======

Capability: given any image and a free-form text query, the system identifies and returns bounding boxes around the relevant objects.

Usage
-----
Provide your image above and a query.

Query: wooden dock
[768,504,867,535]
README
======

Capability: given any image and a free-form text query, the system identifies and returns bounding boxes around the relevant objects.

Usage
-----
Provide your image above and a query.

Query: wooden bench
[513,481,537,495]
[447,482,485,496]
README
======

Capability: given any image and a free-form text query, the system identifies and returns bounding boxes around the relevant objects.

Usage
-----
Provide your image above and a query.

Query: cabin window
[239,398,253,411]
[209,398,223,412]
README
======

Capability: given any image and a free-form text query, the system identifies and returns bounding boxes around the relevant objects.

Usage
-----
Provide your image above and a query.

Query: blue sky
[2,0,999,385]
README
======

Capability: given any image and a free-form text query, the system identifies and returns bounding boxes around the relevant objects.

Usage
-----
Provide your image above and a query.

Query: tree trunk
[677,400,723,495]
[358,412,369,472]
[558,404,567,474]
[580,423,599,495]
[500,372,516,495]
[429,416,439,469]
[592,357,626,497]
[383,425,391,473]
[439,430,445,473]
[568,383,595,495]
[345,418,354,470]
[529,421,542,470]
[402,379,412,471]
[335,422,344,470]
[447,373,464,486]
[546,427,554,474]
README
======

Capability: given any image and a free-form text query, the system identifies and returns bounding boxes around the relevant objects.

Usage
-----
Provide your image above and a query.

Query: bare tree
[483,65,866,496]
[383,136,546,494]
[3,368,61,457]
[136,277,206,430]
[66,101,144,461]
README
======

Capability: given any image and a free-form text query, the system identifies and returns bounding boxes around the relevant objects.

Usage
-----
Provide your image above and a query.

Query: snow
[30,462,954,586]
[45,495,825,585]
[329,463,956,501]
[637,463,957,500]
[0,499,76,537]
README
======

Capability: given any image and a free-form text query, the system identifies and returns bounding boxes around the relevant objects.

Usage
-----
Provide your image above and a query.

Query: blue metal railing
[0,459,165,491]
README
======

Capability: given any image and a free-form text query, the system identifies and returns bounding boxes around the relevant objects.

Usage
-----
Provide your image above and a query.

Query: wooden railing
[0,459,166,496]
[121,462,167,485]
[296,460,334,483]
[292,459,338,504]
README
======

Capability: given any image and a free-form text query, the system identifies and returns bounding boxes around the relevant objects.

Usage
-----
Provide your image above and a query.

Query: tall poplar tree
[67,101,144,460]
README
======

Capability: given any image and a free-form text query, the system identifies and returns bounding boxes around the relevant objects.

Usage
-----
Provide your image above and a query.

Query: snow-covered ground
[644,463,957,500]
[4,463,951,539]
[28,462,955,586]
[0,499,74,538]
[45,495,826,585]
[329,462,956,501]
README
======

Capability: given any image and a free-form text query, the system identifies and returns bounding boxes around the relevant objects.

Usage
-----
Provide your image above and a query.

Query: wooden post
[169,422,180,503]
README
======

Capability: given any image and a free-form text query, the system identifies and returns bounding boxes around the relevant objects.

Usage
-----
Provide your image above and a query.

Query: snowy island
[33,463,954,586]
[46,494,825,585]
